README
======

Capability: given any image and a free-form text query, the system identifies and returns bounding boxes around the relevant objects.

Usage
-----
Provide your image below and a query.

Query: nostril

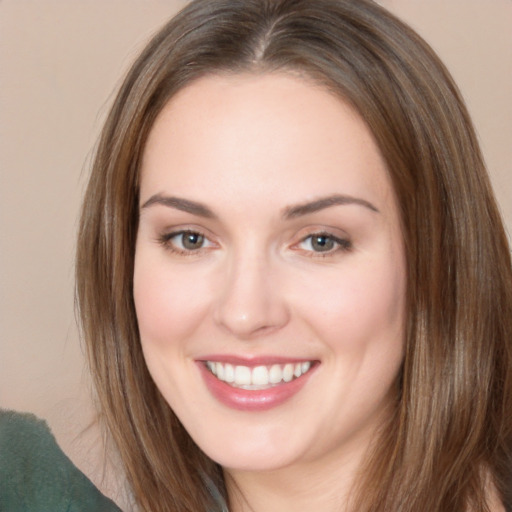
[213,296,290,339]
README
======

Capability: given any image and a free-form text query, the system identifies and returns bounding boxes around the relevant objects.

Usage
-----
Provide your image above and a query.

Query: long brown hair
[76,0,512,510]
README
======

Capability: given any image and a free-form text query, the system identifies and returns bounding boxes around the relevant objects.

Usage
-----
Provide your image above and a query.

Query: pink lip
[199,354,313,366]
[196,359,317,412]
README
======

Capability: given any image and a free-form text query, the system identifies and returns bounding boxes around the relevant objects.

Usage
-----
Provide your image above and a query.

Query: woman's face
[134,73,406,473]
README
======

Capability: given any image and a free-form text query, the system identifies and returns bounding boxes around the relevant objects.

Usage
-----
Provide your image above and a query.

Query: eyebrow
[283,194,379,218]
[140,193,379,219]
[141,194,216,218]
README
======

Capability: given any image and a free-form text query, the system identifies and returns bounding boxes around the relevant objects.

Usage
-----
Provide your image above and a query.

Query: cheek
[133,255,212,347]
[296,254,406,355]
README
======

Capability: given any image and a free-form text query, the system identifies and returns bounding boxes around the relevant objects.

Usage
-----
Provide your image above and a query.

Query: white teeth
[234,365,251,386]
[224,363,235,383]
[216,362,224,381]
[206,360,314,388]
[283,363,294,382]
[252,366,269,386]
[269,364,283,384]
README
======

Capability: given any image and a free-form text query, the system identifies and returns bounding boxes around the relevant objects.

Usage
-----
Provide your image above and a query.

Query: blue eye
[299,233,351,254]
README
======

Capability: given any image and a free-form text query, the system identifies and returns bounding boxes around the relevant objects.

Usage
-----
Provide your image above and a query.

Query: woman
[76,0,512,510]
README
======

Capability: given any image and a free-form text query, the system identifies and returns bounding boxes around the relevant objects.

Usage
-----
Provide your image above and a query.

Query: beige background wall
[1,0,511,506]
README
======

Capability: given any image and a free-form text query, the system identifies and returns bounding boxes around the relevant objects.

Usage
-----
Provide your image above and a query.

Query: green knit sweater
[0,409,121,512]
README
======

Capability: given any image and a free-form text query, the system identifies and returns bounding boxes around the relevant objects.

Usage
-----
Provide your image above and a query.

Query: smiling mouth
[204,361,314,389]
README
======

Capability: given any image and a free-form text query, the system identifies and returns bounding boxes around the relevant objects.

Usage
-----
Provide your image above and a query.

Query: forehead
[140,72,394,213]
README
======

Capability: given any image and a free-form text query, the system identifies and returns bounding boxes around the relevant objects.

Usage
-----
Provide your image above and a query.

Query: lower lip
[197,362,316,412]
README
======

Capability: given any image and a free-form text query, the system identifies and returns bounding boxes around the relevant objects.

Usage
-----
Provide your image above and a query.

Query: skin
[134,72,406,511]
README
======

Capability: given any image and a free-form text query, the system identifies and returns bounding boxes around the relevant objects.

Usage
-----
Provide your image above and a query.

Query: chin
[193,427,305,472]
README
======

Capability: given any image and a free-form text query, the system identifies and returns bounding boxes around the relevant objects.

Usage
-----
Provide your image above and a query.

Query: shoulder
[0,409,122,512]
[0,409,57,460]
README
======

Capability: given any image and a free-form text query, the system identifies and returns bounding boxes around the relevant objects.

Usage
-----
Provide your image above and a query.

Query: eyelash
[157,230,352,257]
[295,232,352,257]
[158,230,214,256]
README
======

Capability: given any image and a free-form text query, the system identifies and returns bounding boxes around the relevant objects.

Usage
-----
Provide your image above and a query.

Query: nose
[213,251,290,339]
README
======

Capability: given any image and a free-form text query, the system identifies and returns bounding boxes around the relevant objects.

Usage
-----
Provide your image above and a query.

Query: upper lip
[197,355,317,366]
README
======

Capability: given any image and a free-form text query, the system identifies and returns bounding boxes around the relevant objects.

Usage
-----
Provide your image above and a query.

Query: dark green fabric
[0,409,121,512]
